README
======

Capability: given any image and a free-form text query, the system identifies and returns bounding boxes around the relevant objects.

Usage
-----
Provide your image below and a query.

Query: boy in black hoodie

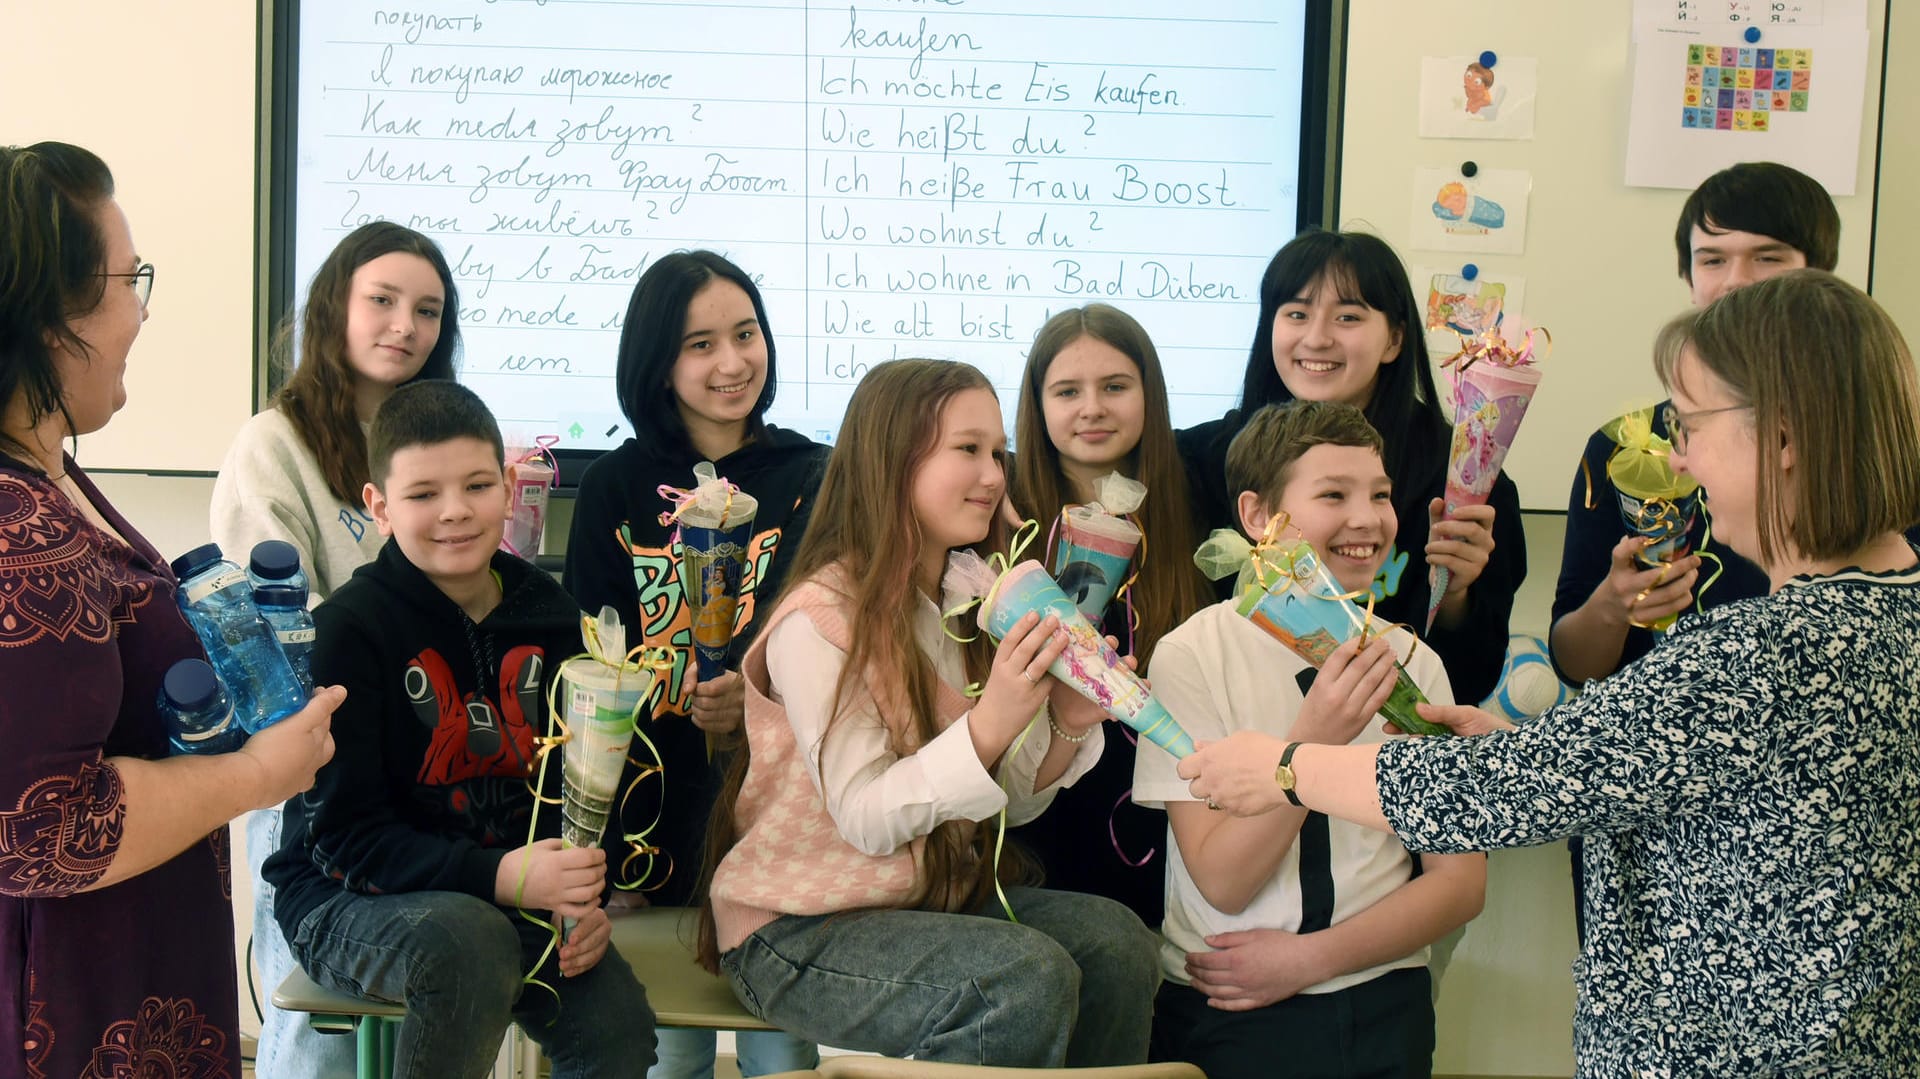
[267,382,656,1078]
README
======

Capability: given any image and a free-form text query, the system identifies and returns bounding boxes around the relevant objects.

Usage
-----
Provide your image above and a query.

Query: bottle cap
[162,659,222,712]
[255,584,310,609]
[249,539,303,581]
[169,542,226,581]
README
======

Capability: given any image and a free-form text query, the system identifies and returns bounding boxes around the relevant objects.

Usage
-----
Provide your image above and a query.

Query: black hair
[614,250,776,459]
[1674,162,1840,280]
[367,380,504,486]
[0,142,116,463]
[1236,230,1447,525]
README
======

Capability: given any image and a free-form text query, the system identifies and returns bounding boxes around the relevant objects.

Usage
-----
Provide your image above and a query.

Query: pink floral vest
[708,571,973,953]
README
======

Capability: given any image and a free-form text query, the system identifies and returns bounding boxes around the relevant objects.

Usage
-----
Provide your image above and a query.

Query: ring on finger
[1019,669,1036,685]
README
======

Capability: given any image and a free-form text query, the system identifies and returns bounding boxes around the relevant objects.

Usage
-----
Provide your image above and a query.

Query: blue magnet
[1479,50,1498,68]
[1744,26,1762,43]
[1462,263,1479,281]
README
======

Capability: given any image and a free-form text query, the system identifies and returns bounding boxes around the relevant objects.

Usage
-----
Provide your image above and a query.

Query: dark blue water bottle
[256,584,315,694]
[170,543,307,733]
[159,658,246,754]
[247,539,309,593]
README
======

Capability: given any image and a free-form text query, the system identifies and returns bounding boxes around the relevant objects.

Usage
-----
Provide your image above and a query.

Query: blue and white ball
[1479,633,1575,723]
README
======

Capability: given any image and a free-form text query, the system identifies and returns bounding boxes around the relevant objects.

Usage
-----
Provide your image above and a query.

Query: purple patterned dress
[0,455,239,1078]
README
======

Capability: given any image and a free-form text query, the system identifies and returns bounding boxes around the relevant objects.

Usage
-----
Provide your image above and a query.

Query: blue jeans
[648,1028,819,1079]
[250,807,356,1079]
[720,887,1159,1066]
[289,889,657,1079]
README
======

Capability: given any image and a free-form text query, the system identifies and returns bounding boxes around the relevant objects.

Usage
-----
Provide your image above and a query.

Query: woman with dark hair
[564,250,824,1079]
[209,219,459,1077]
[1179,269,1920,1074]
[1179,230,1526,704]
[0,142,337,1077]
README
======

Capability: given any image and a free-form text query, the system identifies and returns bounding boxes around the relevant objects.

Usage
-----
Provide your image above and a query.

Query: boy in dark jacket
[267,381,655,1077]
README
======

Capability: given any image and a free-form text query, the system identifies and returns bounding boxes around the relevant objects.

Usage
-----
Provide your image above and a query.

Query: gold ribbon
[1439,324,1551,376]
[514,631,675,1000]
[1108,512,1147,639]
[1624,493,1726,630]
[1195,515,1415,665]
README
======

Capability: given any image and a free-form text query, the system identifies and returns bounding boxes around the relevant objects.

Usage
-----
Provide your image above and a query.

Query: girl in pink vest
[697,359,1160,1065]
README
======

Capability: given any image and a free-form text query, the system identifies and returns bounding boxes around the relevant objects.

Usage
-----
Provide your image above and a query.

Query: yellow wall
[1873,5,1920,341]
[6,2,257,472]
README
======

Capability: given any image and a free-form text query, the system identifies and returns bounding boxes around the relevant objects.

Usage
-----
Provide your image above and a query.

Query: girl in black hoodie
[564,251,825,1078]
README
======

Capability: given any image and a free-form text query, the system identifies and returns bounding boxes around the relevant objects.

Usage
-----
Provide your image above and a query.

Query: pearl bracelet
[1049,715,1095,744]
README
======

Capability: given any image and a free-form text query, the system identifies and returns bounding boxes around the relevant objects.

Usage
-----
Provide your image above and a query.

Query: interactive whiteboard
[284,1,1318,458]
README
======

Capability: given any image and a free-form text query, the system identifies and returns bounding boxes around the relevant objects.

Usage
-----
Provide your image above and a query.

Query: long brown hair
[697,359,1019,971]
[1012,304,1210,664]
[273,222,461,504]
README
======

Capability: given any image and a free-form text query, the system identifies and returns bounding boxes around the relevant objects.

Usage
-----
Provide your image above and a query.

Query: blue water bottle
[170,543,307,733]
[248,539,309,592]
[159,658,246,755]
[256,584,316,694]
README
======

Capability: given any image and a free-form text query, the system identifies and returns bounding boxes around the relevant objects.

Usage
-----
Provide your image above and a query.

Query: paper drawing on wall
[1426,274,1506,336]
[1418,55,1537,140]
[1432,182,1505,233]
[1407,168,1530,254]
[1413,266,1526,356]
[1464,61,1500,118]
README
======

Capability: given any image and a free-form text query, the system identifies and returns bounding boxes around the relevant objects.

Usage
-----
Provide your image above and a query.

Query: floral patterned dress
[0,456,239,1078]
[1376,560,1920,1076]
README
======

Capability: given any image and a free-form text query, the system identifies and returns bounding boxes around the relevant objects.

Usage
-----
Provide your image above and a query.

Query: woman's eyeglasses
[97,263,155,309]
[1661,402,1750,453]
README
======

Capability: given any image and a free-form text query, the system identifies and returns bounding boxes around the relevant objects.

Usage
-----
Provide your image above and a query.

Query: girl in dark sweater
[564,251,825,1079]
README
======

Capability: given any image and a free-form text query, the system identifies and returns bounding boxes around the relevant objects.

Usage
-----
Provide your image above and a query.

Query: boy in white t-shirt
[1137,401,1486,1078]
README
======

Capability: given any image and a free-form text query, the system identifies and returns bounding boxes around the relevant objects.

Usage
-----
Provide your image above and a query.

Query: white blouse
[763,590,1103,857]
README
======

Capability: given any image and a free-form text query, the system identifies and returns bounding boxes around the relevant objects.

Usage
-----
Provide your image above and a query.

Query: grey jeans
[720,887,1160,1066]
[290,889,657,1079]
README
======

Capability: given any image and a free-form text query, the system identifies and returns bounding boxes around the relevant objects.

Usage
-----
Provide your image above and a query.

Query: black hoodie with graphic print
[563,425,828,904]
[266,541,582,937]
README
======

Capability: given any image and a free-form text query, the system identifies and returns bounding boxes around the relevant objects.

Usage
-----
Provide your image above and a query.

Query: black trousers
[1149,967,1435,1079]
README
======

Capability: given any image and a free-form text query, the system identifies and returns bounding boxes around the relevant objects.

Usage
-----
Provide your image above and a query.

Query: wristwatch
[1274,741,1304,807]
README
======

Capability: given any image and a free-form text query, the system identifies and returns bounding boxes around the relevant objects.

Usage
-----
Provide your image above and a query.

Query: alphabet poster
[1624,0,1869,193]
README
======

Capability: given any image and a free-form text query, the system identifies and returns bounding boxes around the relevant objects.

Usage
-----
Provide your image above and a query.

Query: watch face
[1274,763,1297,790]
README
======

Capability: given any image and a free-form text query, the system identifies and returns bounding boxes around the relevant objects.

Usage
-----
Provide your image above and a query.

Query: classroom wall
[1337,1,1889,511]
[5,1,257,473]
[26,1,1915,1075]
[1872,4,1920,337]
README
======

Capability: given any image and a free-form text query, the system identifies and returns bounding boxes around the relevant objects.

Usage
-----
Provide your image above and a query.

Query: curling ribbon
[940,518,1043,646]
[514,633,675,1000]
[1195,516,1415,666]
